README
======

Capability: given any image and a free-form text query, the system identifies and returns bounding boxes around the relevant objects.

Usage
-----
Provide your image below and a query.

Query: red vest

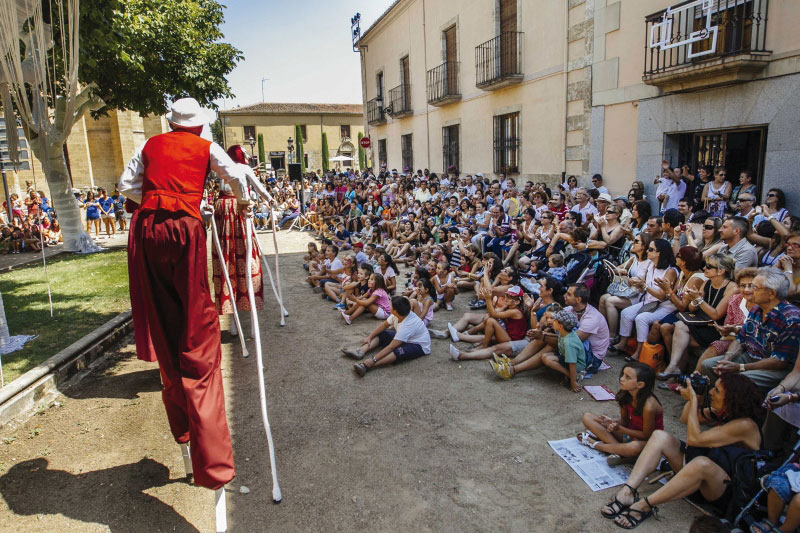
[140,131,211,220]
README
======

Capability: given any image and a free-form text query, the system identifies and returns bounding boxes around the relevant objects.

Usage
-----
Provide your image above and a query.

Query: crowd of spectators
[208,160,800,529]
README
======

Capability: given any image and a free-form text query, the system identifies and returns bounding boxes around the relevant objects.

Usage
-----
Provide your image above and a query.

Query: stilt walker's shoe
[180,442,193,480]
[215,487,227,532]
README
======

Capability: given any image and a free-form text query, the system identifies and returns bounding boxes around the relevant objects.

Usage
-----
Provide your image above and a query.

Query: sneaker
[492,352,511,365]
[341,311,352,325]
[490,361,512,380]
[429,329,448,340]
[449,344,460,361]
[353,363,369,377]
[445,302,453,311]
[333,303,346,310]
[341,348,364,359]
[447,323,460,343]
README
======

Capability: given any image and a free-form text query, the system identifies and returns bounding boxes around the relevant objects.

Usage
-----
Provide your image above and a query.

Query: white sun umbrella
[329,155,353,162]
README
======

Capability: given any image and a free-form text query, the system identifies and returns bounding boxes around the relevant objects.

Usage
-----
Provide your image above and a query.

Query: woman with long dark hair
[601,373,762,528]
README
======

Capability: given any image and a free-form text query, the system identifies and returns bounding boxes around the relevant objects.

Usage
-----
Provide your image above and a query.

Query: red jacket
[139,131,211,220]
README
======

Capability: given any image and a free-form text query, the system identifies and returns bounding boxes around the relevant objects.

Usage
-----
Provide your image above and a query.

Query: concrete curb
[0,310,133,428]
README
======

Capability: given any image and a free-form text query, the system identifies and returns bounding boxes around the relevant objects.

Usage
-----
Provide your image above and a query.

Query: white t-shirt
[388,312,431,354]
[665,180,686,211]
[325,257,344,278]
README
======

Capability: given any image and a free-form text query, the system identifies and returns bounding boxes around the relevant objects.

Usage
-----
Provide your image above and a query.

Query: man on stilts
[119,97,248,531]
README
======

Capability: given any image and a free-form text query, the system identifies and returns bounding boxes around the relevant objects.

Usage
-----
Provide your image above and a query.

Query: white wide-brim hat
[167,97,213,128]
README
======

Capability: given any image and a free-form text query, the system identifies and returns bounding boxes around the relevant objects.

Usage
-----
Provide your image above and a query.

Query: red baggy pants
[128,210,235,489]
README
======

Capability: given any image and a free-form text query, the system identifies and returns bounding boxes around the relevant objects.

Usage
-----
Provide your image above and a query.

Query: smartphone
[769,395,782,403]
[680,224,688,231]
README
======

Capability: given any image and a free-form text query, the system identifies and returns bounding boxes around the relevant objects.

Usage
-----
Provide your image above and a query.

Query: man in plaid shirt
[701,267,800,391]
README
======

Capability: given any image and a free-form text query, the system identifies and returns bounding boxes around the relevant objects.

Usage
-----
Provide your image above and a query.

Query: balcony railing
[475,32,523,89]
[388,84,412,117]
[643,0,770,85]
[366,97,385,125]
[426,61,461,106]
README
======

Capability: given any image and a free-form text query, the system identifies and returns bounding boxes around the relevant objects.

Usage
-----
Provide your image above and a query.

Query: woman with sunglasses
[612,239,678,361]
[601,233,653,345]
[759,188,788,223]
[594,206,626,258]
[686,216,724,258]
[778,233,800,305]
[701,167,731,218]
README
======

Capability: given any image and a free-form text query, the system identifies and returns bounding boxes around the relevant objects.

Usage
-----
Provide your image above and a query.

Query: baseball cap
[475,173,483,178]
[352,242,364,249]
[505,286,523,298]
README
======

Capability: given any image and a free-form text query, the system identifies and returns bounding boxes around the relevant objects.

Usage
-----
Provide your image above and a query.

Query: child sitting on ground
[431,260,457,311]
[304,242,319,271]
[342,296,431,377]
[542,309,585,392]
[578,362,664,466]
[341,272,392,324]
[333,221,352,250]
[409,278,435,326]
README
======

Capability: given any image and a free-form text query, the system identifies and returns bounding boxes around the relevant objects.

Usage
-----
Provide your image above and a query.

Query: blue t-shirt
[98,197,114,215]
[112,194,125,212]
[85,201,100,219]
[336,229,351,243]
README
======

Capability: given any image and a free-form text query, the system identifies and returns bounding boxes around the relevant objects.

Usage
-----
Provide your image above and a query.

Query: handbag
[604,260,640,299]
[676,310,713,326]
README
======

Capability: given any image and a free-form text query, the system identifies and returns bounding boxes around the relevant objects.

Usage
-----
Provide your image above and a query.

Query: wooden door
[444,26,457,93]
[401,56,410,109]
[500,0,517,75]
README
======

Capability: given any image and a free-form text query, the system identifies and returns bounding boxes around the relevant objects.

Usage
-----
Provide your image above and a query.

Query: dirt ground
[0,229,698,532]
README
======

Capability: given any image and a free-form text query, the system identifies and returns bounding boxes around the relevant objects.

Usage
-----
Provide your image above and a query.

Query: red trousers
[128,210,235,489]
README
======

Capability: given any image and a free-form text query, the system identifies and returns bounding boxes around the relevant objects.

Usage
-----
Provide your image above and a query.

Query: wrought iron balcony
[426,61,461,106]
[475,32,523,90]
[643,0,770,91]
[366,97,385,125]
[387,84,413,117]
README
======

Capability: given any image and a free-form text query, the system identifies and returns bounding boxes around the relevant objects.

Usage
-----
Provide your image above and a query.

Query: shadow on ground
[0,457,198,532]
[63,367,162,400]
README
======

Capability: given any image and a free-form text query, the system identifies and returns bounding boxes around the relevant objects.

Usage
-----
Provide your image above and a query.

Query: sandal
[576,431,598,449]
[750,520,781,533]
[613,496,658,529]
[601,483,639,519]
[656,371,680,381]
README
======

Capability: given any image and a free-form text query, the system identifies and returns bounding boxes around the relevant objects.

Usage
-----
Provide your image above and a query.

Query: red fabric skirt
[212,196,264,315]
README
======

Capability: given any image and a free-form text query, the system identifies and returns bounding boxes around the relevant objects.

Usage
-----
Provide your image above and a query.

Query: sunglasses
[704,224,716,229]
[606,210,618,214]
[703,264,718,270]
[768,193,778,198]
[739,198,754,202]
[648,247,658,252]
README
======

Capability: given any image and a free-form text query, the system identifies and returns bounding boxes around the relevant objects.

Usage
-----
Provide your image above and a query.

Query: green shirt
[558,330,586,372]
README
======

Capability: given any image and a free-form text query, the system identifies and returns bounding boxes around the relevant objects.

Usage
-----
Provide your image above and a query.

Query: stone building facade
[357,0,800,204]
[218,103,365,172]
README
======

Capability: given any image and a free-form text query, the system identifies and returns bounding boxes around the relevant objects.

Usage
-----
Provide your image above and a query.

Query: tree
[321,132,329,173]
[210,119,224,145]
[257,133,265,167]
[294,125,305,173]
[357,132,365,169]
[0,0,241,252]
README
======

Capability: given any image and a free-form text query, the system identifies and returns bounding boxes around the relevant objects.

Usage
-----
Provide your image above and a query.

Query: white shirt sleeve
[210,143,249,204]
[242,165,273,203]
[118,144,146,204]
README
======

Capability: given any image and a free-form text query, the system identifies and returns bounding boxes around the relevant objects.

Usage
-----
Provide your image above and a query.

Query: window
[401,134,413,172]
[493,112,520,174]
[340,125,351,139]
[304,153,309,168]
[442,125,460,173]
[243,125,256,142]
[300,125,307,143]
[377,72,384,101]
[378,139,387,169]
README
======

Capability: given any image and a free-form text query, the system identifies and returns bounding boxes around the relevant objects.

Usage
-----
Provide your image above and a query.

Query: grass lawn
[0,250,130,383]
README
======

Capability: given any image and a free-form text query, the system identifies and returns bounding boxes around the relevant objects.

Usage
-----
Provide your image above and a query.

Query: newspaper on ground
[584,385,616,401]
[548,437,632,491]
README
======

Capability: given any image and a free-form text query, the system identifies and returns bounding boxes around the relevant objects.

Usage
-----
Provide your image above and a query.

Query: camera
[678,373,710,395]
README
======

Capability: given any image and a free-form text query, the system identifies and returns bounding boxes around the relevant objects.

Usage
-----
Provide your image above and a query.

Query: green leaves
[79,0,242,117]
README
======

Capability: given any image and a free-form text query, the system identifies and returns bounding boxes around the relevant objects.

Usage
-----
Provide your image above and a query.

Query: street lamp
[287,137,294,165]
[246,135,257,168]
[287,137,303,213]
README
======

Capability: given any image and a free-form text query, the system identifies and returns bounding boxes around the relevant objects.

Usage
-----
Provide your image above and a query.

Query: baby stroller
[564,252,592,285]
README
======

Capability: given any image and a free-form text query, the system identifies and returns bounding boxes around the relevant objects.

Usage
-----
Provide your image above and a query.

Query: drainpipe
[561,0,569,185]
[423,0,430,170]
[359,45,370,168]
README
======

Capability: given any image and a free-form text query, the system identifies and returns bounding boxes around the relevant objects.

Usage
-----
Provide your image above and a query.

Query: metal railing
[426,61,460,104]
[644,0,769,77]
[475,32,523,87]
[388,84,412,116]
[366,97,385,124]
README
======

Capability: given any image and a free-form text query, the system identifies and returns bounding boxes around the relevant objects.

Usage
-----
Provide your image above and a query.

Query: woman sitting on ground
[449,285,528,361]
[579,362,663,466]
[658,253,738,382]
[600,232,653,345]
[600,373,762,529]
[341,272,391,325]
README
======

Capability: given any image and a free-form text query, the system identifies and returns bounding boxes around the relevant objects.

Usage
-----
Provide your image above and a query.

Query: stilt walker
[119,98,248,532]
[211,145,266,338]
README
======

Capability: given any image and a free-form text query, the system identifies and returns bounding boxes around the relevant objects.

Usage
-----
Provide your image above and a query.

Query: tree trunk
[30,136,100,253]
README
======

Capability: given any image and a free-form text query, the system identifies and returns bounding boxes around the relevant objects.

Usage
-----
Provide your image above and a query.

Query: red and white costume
[119,122,248,490]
